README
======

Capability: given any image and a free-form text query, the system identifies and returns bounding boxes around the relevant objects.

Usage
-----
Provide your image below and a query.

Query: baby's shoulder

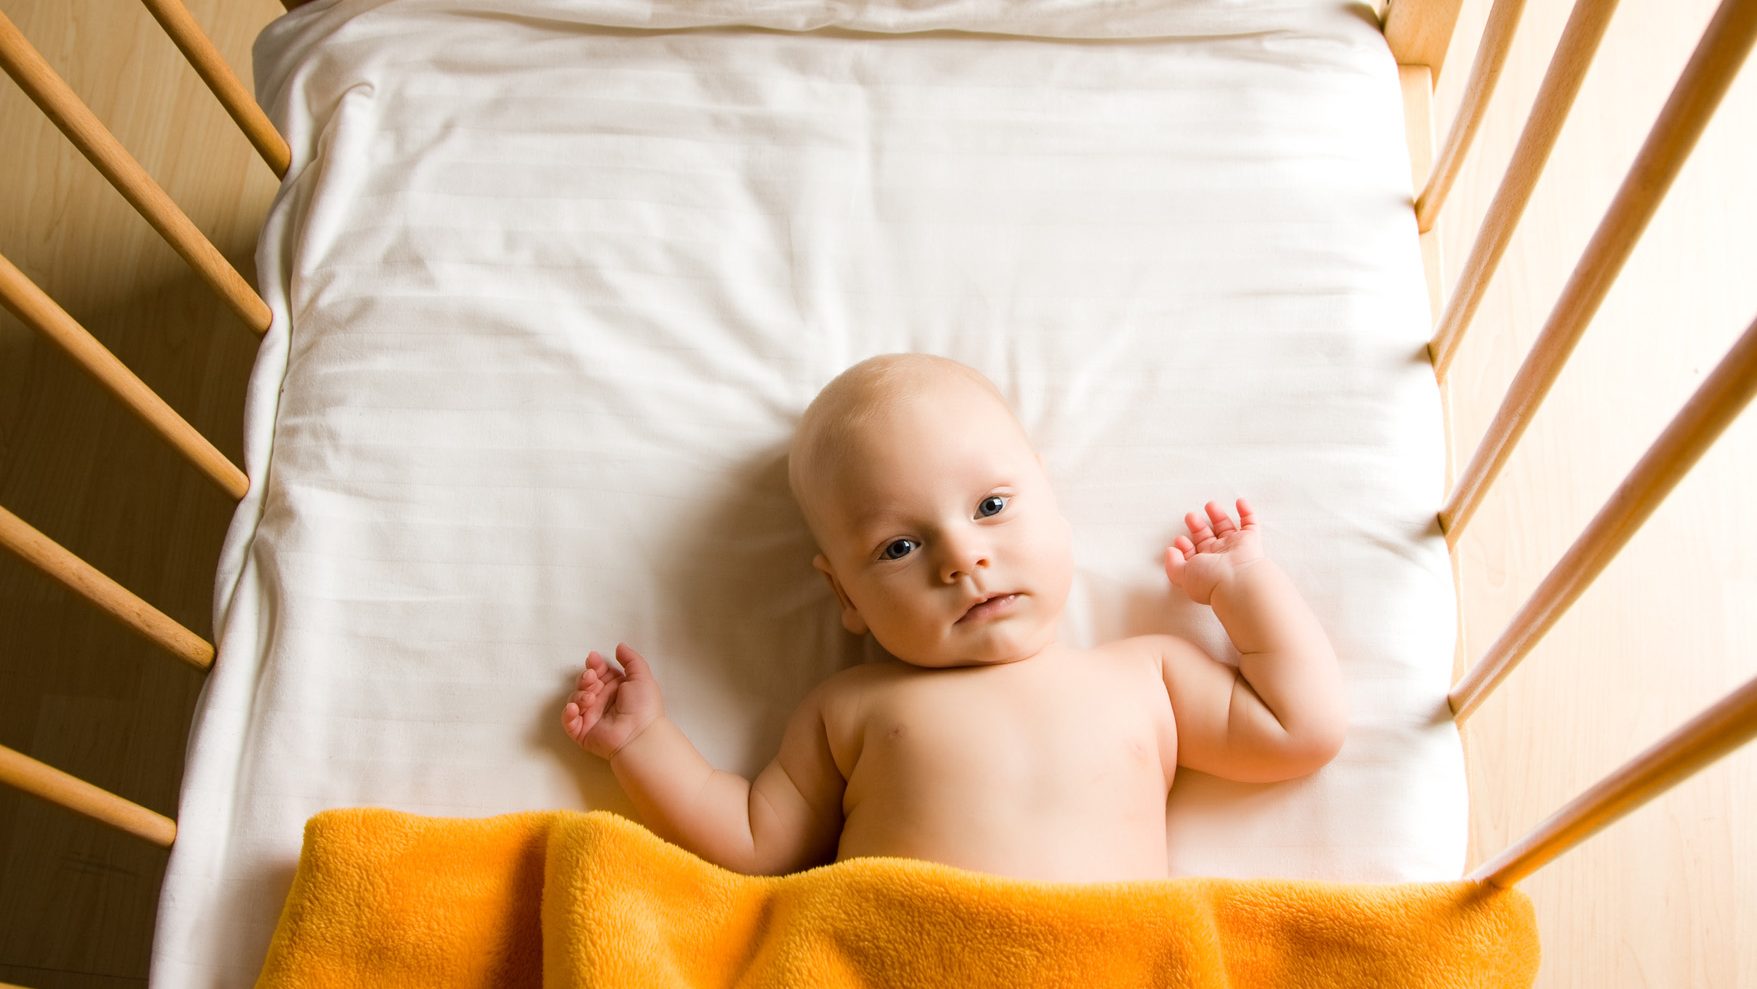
[1094,633,1208,672]
[1085,634,1178,675]
[810,658,907,710]
[807,658,934,735]
[804,661,909,780]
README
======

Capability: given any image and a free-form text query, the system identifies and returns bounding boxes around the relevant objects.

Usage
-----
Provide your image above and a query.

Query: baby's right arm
[563,643,846,875]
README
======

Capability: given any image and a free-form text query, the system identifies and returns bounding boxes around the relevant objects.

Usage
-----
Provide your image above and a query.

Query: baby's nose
[940,545,991,584]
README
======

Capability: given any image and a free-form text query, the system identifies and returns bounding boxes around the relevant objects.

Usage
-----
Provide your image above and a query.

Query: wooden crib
[0,0,1752,983]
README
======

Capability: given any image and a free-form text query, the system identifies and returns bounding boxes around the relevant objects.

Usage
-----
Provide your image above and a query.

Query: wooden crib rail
[1471,671,1757,888]
[1449,314,1757,722]
[0,253,250,500]
[0,505,216,670]
[0,0,289,868]
[1383,0,1466,80]
[1423,0,1620,381]
[139,0,290,177]
[0,744,177,848]
[0,8,271,335]
[1413,0,1526,233]
[1437,0,1757,544]
[1409,0,1757,903]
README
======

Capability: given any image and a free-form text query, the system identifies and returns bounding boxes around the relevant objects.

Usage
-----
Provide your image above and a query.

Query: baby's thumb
[1164,546,1185,586]
[615,642,654,680]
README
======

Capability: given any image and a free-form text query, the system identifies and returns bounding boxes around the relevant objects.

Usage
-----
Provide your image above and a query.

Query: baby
[562,353,1347,883]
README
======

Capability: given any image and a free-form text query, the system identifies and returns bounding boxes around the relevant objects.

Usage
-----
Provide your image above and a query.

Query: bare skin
[562,355,1347,882]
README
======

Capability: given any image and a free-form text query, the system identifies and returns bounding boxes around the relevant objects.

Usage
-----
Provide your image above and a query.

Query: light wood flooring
[0,0,1752,985]
[2,2,282,986]
[1434,0,1756,985]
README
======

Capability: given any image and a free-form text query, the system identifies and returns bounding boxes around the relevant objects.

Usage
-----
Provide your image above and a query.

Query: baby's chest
[845,673,1172,800]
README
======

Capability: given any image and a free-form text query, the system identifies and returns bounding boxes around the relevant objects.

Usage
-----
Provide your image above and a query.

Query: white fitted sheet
[153,1,1463,984]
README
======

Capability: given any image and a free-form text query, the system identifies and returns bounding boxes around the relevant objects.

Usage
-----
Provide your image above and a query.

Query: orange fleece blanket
[255,808,1538,987]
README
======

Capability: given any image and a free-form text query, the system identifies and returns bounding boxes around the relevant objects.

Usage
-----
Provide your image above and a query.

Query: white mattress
[153,1,1461,984]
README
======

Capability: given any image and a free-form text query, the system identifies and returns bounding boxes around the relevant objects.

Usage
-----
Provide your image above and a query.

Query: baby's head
[789,354,1074,669]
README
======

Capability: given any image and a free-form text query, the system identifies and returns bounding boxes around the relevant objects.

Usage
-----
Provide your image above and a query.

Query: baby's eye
[881,538,917,561]
[976,495,1008,518]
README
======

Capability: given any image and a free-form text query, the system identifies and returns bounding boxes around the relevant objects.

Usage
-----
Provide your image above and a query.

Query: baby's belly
[835,720,1172,883]
[837,797,1170,883]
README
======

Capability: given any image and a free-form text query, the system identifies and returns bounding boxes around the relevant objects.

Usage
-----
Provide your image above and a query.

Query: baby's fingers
[579,650,626,686]
[1237,498,1258,530]
[1204,500,1237,535]
[1165,538,1198,587]
[562,699,588,743]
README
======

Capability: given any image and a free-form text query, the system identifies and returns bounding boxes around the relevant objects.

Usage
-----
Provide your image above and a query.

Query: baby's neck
[891,639,1070,673]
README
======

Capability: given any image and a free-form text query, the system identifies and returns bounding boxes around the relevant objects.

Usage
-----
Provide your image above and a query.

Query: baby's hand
[562,643,666,760]
[1165,498,1266,606]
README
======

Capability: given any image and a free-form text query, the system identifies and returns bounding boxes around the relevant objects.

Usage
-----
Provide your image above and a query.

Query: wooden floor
[0,2,282,986]
[0,0,1751,985]
[1434,0,1757,985]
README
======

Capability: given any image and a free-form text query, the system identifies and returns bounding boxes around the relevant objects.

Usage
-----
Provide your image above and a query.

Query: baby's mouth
[957,592,1022,624]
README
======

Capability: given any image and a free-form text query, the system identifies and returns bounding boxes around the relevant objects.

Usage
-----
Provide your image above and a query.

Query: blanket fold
[256,808,1538,987]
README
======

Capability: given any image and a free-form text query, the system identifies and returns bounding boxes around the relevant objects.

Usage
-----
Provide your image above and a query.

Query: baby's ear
[813,553,868,636]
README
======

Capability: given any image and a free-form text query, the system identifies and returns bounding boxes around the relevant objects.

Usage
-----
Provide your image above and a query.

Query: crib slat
[1438,0,1757,541]
[1470,672,1757,888]
[1414,0,1528,233]
[0,253,249,501]
[0,504,215,671]
[1425,0,1619,380]
[139,0,290,178]
[0,9,271,335]
[1384,0,1468,81]
[0,744,177,849]
[1449,315,1757,721]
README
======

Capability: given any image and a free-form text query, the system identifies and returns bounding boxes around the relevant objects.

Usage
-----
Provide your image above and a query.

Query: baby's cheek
[869,597,936,655]
[1031,517,1076,585]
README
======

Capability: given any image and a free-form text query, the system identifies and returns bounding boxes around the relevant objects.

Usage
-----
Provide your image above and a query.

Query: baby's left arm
[1160,499,1347,782]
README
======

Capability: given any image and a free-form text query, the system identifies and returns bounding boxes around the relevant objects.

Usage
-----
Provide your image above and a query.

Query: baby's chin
[880,626,1060,670]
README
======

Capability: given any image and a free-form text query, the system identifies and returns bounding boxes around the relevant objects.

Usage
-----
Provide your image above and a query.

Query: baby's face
[808,381,1073,669]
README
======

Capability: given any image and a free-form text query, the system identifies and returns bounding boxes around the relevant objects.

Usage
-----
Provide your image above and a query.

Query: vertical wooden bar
[1469,673,1757,887]
[0,744,177,848]
[0,9,271,335]
[1415,0,1528,232]
[1427,0,1620,380]
[1439,0,1757,541]
[1401,65,1446,322]
[0,504,215,670]
[138,0,290,177]
[1449,315,1757,721]
[0,253,250,500]
[1384,0,1469,81]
